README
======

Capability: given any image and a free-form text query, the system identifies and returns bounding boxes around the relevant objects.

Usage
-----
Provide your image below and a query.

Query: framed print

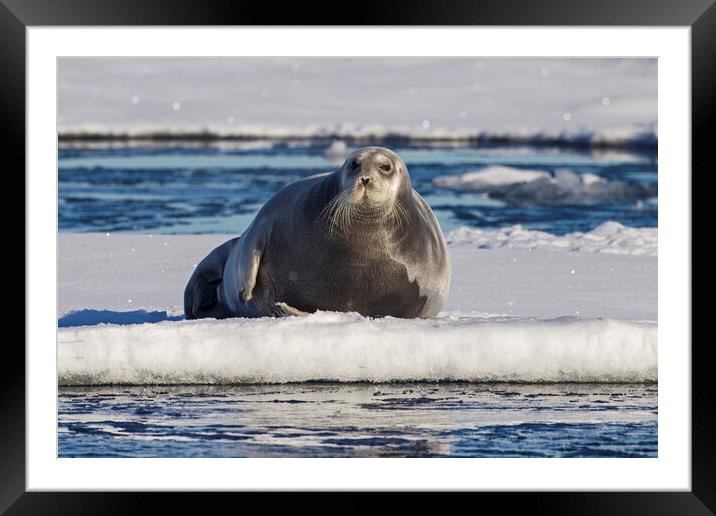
[4,0,712,511]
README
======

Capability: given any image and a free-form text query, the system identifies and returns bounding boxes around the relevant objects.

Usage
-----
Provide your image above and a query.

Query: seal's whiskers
[320,191,411,235]
[320,190,355,235]
[390,198,410,228]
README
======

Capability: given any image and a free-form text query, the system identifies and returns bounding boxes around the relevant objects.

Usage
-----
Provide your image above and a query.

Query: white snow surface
[447,221,657,256]
[59,315,656,385]
[432,166,551,189]
[57,226,657,385]
[58,58,657,140]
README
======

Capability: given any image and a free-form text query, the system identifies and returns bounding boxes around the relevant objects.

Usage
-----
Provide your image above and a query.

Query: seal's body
[184,147,450,319]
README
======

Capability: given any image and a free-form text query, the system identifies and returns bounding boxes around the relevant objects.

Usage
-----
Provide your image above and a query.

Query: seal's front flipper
[235,216,273,304]
[222,217,271,311]
[272,302,310,317]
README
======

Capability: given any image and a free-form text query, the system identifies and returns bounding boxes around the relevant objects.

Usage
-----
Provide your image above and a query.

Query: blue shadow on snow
[58,309,184,328]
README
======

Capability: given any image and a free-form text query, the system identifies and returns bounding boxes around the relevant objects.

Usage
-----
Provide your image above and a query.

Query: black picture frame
[4,0,710,511]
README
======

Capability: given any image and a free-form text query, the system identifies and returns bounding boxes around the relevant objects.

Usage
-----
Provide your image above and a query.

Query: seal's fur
[184,147,450,319]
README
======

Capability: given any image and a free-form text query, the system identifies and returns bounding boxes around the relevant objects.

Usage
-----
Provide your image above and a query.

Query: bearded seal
[184,146,450,319]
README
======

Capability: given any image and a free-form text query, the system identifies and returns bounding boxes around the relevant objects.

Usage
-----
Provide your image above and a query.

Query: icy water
[58,383,657,458]
[58,140,657,235]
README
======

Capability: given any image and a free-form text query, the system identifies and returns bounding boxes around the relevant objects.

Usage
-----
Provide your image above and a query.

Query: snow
[58,58,657,143]
[433,166,657,204]
[57,225,657,385]
[432,166,550,190]
[322,140,352,164]
[447,221,657,257]
[59,315,656,385]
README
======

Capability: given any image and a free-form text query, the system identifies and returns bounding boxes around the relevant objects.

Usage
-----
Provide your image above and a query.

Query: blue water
[58,383,657,458]
[58,141,657,235]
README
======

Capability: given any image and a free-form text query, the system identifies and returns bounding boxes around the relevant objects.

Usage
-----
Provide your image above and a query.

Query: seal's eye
[350,157,361,170]
[378,163,392,174]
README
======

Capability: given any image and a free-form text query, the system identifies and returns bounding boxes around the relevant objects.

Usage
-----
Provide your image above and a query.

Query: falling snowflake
[130,95,140,104]
[422,119,430,129]
[563,113,572,121]
[601,96,611,106]
[172,101,181,111]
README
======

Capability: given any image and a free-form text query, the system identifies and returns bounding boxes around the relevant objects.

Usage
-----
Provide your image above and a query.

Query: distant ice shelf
[57,124,658,149]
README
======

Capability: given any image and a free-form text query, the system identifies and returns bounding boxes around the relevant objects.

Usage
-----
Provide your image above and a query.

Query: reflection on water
[59,383,657,458]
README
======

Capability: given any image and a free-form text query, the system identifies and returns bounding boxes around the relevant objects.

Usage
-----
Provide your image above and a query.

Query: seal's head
[340,147,410,205]
[322,147,412,234]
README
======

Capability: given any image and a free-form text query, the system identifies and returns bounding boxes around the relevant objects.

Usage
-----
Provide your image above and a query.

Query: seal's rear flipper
[184,237,239,320]
[272,302,310,317]
[191,281,223,318]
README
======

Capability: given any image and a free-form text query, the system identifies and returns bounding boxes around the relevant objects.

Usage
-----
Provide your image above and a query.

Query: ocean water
[58,140,657,235]
[58,383,657,458]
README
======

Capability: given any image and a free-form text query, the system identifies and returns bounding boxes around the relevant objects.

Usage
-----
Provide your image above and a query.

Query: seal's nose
[360,176,372,186]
